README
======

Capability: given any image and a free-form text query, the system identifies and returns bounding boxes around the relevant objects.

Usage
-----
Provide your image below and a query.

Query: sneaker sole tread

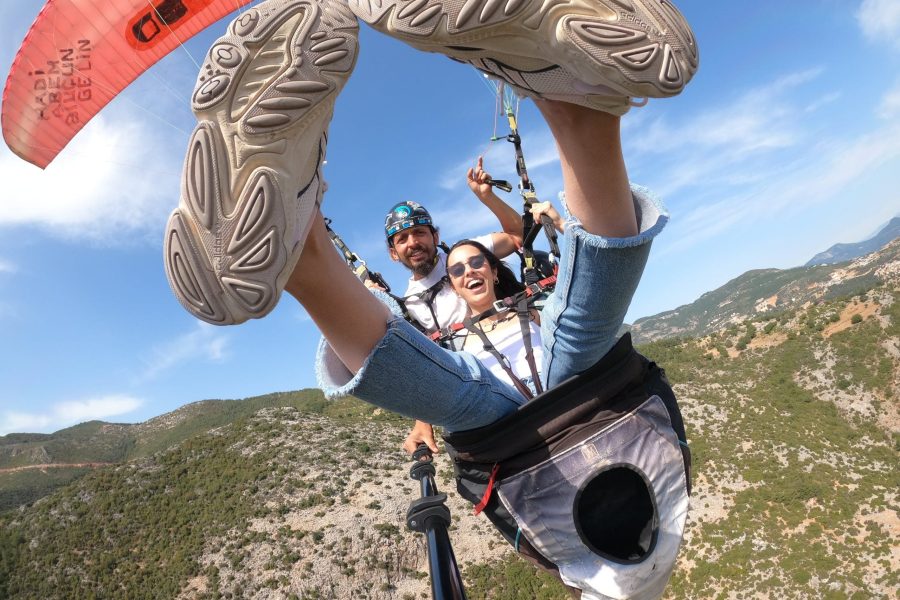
[164,0,358,324]
[350,0,697,98]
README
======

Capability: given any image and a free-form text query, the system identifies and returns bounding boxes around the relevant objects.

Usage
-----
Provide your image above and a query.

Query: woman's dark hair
[447,239,524,300]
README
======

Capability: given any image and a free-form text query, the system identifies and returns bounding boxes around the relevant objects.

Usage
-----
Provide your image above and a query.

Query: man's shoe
[164,0,358,325]
[348,0,698,114]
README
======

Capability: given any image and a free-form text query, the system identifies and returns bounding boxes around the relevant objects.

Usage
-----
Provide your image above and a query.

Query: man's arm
[467,156,523,258]
[530,200,566,234]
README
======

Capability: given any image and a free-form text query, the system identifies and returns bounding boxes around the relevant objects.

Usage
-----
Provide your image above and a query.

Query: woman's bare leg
[284,211,391,373]
[533,99,636,238]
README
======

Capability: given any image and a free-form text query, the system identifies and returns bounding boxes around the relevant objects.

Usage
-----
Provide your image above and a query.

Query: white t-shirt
[460,316,543,390]
[402,234,494,333]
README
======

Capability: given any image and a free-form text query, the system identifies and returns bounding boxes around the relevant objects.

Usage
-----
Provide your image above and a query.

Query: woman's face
[447,244,498,311]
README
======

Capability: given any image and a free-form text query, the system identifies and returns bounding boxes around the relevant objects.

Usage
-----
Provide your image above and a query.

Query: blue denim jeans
[316,185,668,432]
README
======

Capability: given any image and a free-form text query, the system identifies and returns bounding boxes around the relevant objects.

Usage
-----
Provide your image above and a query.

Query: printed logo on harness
[580,443,601,463]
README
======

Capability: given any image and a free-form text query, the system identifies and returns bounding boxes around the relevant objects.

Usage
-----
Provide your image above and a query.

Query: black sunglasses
[447,254,487,279]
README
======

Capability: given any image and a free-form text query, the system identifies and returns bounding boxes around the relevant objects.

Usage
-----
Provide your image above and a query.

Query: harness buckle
[493,298,514,313]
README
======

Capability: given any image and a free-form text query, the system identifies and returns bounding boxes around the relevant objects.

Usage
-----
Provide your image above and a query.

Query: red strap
[524,275,556,297]
[428,322,465,342]
[473,463,500,515]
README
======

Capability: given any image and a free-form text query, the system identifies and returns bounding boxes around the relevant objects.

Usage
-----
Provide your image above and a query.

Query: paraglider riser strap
[407,494,451,532]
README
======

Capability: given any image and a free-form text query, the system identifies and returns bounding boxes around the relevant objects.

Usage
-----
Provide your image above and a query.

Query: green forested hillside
[643,283,898,598]
[0,399,566,599]
[0,389,330,512]
[1,275,896,599]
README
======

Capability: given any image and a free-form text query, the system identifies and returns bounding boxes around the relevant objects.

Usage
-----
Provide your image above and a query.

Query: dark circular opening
[574,464,658,564]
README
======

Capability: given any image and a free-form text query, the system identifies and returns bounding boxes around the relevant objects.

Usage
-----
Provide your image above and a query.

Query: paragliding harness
[324,217,391,292]
[386,241,459,348]
[428,273,555,398]
[486,101,561,287]
[443,333,692,599]
[325,217,457,345]
[406,445,467,600]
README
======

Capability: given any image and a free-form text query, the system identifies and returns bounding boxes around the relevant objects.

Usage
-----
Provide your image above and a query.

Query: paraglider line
[66,63,192,137]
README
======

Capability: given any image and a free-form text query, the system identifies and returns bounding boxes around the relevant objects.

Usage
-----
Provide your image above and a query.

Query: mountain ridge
[0,389,331,512]
[630,237,899,343]
[805,216,900,267]
[2,272,896,597]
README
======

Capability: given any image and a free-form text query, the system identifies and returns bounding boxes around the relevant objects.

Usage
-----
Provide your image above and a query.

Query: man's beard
[411,259,436,278]
[403,249,437,278]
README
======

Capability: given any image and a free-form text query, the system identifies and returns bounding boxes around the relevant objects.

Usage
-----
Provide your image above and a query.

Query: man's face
[389,225,439,279]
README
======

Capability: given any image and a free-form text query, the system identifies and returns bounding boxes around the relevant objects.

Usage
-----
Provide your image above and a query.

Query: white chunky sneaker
[164,0,358,325]
[349,0,698,114]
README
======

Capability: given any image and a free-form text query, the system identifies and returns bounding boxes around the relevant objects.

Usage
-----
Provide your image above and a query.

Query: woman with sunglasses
[401,212,565,454]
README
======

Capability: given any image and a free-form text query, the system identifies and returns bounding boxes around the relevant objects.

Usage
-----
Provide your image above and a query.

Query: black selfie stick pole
[406,444,467,600]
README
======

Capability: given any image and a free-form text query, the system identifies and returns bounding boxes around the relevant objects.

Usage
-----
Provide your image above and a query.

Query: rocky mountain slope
[1,248,897,600]
[0,390,330,512]
[630,237,900,343]
[1,400,566,599]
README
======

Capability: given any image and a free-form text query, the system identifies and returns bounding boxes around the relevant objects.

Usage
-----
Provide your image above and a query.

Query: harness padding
[444,334,691,600]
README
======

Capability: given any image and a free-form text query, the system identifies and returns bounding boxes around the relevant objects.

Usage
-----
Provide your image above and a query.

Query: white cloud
[136,322,230,382]
[294,309,314,324]
[0,108,185,245]
[878,81,900,118]
[1,394,143,435]
[54,396,143,422]
[657,122,900,257]
[437,122,560,192]
[0,260,18,319]
[619,68,854,209]
[428,121,563,243]
[857,0,900,48]
[611,62,900,261]
[0,3,202,247]
[430,203,511,242]
[804,92,842,114]
[630,68,823,158]
[0,258,15,274]
[438,142,507,191]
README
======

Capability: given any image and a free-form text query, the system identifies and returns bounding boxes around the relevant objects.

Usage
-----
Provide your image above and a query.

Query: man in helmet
[383,157,523,338]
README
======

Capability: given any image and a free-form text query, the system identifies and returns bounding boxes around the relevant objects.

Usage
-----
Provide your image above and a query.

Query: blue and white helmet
[384,201,433,243]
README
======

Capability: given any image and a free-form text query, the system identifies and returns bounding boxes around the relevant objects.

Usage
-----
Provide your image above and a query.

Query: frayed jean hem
[316,316,525,432]
[560,184,668,248]
[314,287,404,399]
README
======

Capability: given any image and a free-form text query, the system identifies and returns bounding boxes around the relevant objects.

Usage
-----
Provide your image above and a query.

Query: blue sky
[1,0,899,435]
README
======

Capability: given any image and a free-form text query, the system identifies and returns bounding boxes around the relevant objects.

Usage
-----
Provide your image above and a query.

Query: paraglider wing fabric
[2,0,254,169]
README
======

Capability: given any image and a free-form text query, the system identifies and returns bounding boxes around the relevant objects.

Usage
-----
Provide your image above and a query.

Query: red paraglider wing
[2,0,254,169]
